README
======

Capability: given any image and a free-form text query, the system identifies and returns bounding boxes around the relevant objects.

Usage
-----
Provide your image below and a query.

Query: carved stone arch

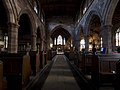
[50,25,72,51]
[18,9,37,51]
[103,0,119,25]
[76,25,84,38]
[51,25,71,37]
[2,0,16,23]
[51,25,71,41]
[18,9,36,35]
[84,10,102,36]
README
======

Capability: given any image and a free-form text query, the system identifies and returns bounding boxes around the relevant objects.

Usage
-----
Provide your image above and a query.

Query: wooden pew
[29,51,40,76]
[84,54,93,74]
[98,54,120,86]
[78,53,120,89]
[78,53,94,74]
[115,59,120,90]
[47,50,52,60]
[0,53,31,90]
[78,52,86,73]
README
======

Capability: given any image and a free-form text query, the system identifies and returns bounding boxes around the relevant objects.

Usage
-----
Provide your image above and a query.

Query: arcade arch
[88,15,101,52]
[18,14,32,51]
[111,0,120,52]
[0,0,8,52]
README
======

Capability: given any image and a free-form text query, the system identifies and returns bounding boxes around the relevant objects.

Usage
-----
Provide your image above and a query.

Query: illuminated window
[33,1,39,14]
[116,29,120,46]
[41,14,44,22]
[50,43,53,48]
[34,6,38,13]
[80,39,85,51]
[83,7,87,14]
[54,38,56,45]
[57,35,62,45]
[64,38,66,45]
[4,35,8,48]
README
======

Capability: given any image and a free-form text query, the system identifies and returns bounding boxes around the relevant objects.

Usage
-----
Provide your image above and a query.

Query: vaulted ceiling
[40,0,83,18]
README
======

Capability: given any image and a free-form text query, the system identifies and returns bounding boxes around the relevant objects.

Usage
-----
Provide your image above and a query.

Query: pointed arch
[2,0,16,23]
[84,10,102,35]
[18,9,36,35]
[103,0,119,25]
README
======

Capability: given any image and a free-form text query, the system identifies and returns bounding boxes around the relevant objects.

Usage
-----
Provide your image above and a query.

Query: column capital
[101,24,112,53]
[7,22,19,28]
[101,24,113,30]
[101,24,113,35]
[31,34,37,37]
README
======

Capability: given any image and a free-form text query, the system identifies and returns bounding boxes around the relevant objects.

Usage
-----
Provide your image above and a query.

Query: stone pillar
[41,38,45,51]
[72,36,76,50]
[85,35,89,52]
[101,25,112,53]
[75,39,80,51]
[112,30,116,51]
[31,34,37,51]
[8,22,19,53]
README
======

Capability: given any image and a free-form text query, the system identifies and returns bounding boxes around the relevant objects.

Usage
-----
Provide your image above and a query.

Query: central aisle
[41,55,81,90]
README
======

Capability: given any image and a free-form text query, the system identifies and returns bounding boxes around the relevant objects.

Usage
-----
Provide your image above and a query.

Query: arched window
[80,39,85,51]
[116,28,120,46]
[4,34,8,49]
[83,7,87,14]
[54,38,56,45]
[33,0,39,14]
[57,35,62,45]
[64,38,66,45]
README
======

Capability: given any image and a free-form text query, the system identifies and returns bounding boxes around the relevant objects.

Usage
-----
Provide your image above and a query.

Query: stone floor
[41,55,80,90]
[25,55,115,90]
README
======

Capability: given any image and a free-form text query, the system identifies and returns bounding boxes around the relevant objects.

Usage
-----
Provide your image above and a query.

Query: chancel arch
[50,27,71,52]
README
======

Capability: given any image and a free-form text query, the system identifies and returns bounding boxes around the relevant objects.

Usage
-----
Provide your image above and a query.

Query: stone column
[41,38,44,51]
[112,30,116,51]
[101,25,112,53]
[72,36,76,50]
[85,35,89,52]
[8,22,19,53]
[31,34,37,51]
[75,39,80,51]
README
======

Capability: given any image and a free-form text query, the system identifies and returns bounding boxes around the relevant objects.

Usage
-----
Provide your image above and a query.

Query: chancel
[0,0,120,90]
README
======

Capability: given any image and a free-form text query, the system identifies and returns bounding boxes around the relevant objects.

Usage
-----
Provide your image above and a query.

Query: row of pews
[65,51,120,90]
[0,50,56,90]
